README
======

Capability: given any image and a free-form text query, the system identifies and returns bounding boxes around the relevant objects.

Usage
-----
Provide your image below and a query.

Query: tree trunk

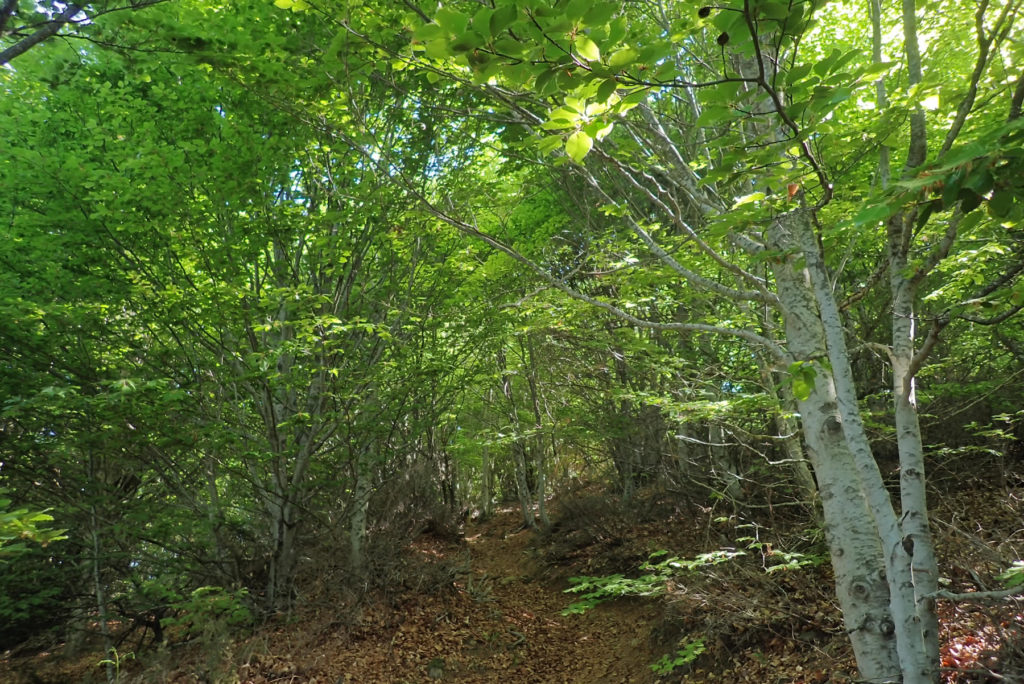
[265,493,299,615]
[524,337,550,529]
[888,227,941,679]
[782,208,934,683]
[90,508,115,684]
[497,349,537,529]
[709,422,743,511]
[480,444,493,520]
[767,214,903,682]
[348,449,374,575]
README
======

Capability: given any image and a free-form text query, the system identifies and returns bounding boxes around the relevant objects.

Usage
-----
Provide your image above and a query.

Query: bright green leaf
[607,47,639,68]
[575,35,601,62]
[565,130,593,163]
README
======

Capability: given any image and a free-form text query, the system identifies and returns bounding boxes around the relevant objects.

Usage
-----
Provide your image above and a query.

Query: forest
[1,0,1023,682]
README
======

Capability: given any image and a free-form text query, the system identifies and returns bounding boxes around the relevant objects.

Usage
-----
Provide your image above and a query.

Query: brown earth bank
[3,481,1024,684]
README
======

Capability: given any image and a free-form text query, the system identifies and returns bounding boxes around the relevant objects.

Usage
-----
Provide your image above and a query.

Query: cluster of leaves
[650,638,706,675]
[564,534,828,616]
[562,549,745,615]
[161,586,252,631]
[0,489,65,557]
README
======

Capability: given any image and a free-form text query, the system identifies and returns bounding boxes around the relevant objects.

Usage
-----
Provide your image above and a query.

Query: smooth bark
[766,215,901,682]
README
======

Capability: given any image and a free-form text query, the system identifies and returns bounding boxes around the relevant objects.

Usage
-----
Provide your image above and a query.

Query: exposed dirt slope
[4,483,1024,683]
[307,509,662,683]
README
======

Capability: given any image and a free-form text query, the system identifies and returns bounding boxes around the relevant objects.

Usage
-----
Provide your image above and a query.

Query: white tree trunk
[783,209,934,682]
[767,216,902,681]
[889,239,941,679]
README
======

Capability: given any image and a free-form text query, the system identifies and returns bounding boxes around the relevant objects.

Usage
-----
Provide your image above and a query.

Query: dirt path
[455,512,660,683]
[311,510,661,684]
[2,509,662,684]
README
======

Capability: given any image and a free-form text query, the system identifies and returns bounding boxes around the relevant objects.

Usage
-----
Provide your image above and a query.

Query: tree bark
[888,224,942,679]
[784,208,934,683]
[497,349,536,529]
[767,215,902,682]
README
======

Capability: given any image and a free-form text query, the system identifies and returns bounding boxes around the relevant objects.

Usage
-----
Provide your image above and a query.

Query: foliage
[98,647,136,684]
[998,561,1024,589]
[0,0,1021,679]
[562,549,745,615]
[0,490,65,557]
[161,587,253,636]
[0,545,71,648]
[650,638,706,675]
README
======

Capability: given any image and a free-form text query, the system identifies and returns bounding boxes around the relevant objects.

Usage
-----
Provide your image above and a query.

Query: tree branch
[930,585,1024,603]
[906,311,950,381]
[0,2,81,66]
[0,0,18,36]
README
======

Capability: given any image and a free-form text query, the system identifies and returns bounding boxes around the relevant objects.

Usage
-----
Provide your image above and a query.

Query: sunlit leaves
[565,130,593,163]
[272,0,309,10]
[788,361,818,402]
[574,35,601,61]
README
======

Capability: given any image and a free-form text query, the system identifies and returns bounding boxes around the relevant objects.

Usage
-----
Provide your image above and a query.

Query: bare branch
[906,311,950,381]
[0,3,81,66]
[930,585,1024,603]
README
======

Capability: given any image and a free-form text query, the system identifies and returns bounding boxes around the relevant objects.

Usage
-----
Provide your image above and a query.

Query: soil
[3,484,1024,683]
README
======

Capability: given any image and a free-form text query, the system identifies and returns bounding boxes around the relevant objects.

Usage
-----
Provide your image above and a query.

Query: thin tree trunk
[889,234,941,679]
[497,349,536,529]
[524,337,550,529]
[481,444,493,520]
[756,353,819,504]
[709,422,743,510]
[91,508,115,684]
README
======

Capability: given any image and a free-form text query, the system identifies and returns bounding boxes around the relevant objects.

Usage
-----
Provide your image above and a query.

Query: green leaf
[813,48,842,76]
[451,31,485,51]
[784,63,813,86]
[583,120,614,140]
[596,77,618,102]
[851,202,896,226]
[760,2,789,19]
[788,361,817,401]
[958,188,983,214]
[472,6,493,33]
[435,8,469,35]
[536,135,563,153]
[575,35,601,62]
[424,38,451,59]
[413,23,445,42]
[861,61,894,80]
[732,192,764,207]
[584,3,618,26]
[490,4,518,35]
[565,130,593,163]
[607,47,639,68]
[989,188,1015,218]
[613,88,649,114]
[566,0,591,21]
[695,105,733,128]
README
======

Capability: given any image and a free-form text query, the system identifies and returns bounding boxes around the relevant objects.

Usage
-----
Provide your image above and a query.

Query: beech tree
[347,0,1024,680]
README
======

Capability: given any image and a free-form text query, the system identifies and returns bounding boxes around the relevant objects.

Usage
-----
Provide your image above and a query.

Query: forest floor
[4,479,1024,683]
